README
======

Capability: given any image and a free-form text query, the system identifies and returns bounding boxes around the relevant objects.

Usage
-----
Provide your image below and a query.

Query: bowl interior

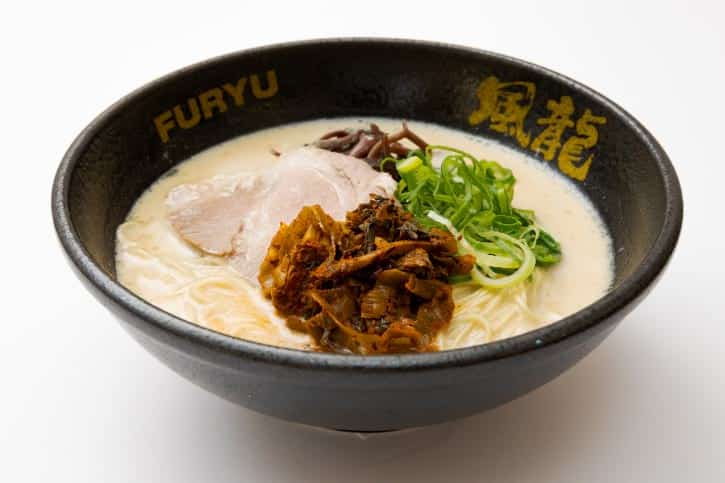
[62,40,674,311]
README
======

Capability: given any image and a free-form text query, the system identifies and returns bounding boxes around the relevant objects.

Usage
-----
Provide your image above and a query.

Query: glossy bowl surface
[52,39,682,431]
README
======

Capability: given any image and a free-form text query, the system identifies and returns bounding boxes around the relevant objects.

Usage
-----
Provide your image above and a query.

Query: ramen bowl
[52,39,682,431]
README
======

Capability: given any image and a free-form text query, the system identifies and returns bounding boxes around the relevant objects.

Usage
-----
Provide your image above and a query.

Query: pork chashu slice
[165,147,397,284]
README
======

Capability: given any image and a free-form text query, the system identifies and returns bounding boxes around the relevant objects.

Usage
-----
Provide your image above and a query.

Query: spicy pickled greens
[383,145,562,289]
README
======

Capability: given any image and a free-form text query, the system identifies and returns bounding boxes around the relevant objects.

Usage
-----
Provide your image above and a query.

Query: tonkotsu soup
[115,118,613,353]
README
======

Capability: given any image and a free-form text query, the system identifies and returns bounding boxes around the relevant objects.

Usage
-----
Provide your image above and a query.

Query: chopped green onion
[393,146,561,290]
[396,155,423,174]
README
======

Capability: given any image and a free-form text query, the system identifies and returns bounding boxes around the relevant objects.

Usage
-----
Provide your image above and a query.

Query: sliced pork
[165,147,397,283]
[166,175,266,255]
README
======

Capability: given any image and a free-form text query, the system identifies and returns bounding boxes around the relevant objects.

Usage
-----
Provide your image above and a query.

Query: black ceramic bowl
[52,39,682,431]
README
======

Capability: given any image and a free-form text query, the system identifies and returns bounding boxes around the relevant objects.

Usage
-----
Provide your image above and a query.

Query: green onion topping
[387,145,562,289]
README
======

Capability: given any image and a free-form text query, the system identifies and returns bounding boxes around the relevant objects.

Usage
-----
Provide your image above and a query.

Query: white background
[2,1,724,482]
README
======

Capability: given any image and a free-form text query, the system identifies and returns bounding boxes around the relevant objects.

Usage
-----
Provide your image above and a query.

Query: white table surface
[3,1,724,481]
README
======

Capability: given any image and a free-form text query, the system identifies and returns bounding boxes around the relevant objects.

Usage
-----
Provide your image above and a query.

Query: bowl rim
[52,38,683,371]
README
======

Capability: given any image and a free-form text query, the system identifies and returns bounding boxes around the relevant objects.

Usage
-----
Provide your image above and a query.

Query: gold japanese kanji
[558,109,607,181]
[530,96,575,161]
[469,76,536,148]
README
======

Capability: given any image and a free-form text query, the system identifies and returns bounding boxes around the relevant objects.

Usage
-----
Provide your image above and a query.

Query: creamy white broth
[116,118,613,350]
